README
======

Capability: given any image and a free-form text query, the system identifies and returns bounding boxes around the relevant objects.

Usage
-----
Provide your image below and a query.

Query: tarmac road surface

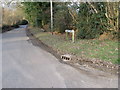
[2,26,118,88]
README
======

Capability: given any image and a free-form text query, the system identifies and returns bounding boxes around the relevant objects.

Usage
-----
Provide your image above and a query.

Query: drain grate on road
[61,54,72,61]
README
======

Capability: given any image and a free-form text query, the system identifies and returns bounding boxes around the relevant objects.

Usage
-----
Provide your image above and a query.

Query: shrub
[2,25,10,30]
[11,24,19,28]
[43,24,50,32]
[54,3,73,33]
[2,23,19,33]
[77,3,108,39]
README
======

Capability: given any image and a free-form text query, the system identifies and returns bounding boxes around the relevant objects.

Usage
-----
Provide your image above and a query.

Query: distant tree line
[21,2,119,39]
[2,4,25,33]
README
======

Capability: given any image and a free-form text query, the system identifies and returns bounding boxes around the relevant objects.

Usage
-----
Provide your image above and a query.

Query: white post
[72,30,74,43]
[50,0,53,34]
[65,30,75,43]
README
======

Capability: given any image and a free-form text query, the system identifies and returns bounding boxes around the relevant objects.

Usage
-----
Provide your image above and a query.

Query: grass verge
[29,27,119,64]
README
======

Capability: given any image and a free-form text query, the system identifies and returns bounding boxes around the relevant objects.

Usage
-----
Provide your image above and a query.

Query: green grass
[30,28,119,64]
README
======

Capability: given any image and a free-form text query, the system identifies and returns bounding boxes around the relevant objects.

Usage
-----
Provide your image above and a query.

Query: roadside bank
[27,28,119,75]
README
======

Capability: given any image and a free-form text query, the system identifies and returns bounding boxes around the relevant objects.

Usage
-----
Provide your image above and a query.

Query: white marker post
[50,0,53,34]
[65,30,75,43]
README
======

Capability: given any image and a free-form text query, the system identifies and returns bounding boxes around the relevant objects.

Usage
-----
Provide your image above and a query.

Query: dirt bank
[26,29,119,75]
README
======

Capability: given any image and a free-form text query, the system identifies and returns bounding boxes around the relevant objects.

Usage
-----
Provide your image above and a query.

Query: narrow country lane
[2,26,118,88]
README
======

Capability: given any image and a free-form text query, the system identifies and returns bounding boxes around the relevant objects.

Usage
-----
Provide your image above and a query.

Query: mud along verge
[26,27,119,75]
